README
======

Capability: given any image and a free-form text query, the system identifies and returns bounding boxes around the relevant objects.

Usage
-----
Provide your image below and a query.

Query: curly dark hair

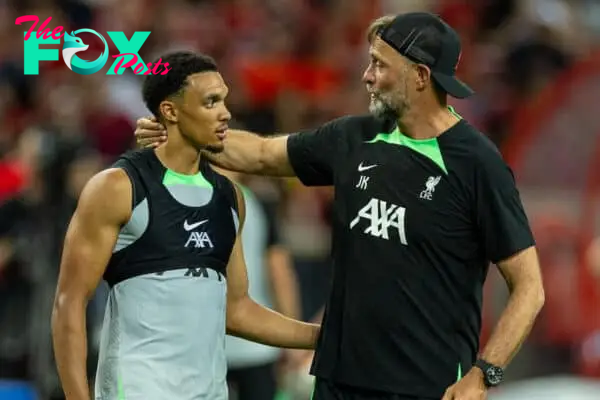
[142,51,218,119]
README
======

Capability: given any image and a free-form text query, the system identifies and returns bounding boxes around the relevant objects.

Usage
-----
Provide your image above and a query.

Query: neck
[396,103,459,140]
[154,127,201,175]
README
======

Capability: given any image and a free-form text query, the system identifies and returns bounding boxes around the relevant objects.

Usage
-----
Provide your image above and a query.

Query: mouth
[215,125,228,140]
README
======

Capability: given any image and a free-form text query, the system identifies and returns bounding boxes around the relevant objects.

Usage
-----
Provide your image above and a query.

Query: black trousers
[313,378,435,400]
[227,361,278,400]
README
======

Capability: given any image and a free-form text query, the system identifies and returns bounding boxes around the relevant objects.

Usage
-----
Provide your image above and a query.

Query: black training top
[286,110,535,398]
[104,148,239,287]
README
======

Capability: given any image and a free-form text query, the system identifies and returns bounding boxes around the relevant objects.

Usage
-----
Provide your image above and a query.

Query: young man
[135,13,545,400]
[52,51,319,400]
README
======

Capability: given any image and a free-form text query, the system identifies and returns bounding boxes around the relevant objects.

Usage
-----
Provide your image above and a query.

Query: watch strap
[475,358,503,387]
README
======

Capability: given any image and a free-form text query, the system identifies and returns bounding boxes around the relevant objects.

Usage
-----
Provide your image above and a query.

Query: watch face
[486,366,504,386]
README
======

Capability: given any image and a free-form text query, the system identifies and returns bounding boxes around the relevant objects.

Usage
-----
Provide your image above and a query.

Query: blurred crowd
[1,0,600,399]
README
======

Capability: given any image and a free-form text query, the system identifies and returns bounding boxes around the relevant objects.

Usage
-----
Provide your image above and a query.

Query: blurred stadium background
[1,0,600,399]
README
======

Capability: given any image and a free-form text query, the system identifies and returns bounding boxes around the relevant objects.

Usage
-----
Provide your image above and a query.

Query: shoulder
[76,168,132,224]
[323,114,392,135]
[83,168,132,198]
[469,130,510,176]
[327,114,383,128]
[289,114,392,156]
[296,114,390,137]
[112,148,154,168]
[442,120,508,171]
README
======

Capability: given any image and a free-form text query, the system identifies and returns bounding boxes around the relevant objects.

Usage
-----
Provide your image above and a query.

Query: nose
[362,64,374,85]
[220,106,231,122]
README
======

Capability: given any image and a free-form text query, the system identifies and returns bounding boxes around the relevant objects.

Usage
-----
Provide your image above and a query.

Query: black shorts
[227,361,277,400]
[312,378,435,400]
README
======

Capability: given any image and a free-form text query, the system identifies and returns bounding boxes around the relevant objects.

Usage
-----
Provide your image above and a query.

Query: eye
[205,96,221,108]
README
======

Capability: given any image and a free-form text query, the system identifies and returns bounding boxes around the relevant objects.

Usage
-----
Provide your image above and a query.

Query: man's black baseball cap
[376,12,474,99]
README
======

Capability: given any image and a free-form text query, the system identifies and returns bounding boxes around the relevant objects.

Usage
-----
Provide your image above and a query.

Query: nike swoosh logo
[183,219,208,231]
[358,162,378,172]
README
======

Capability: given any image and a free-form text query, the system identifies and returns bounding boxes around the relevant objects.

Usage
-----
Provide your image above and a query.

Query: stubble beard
[368,92,408,121]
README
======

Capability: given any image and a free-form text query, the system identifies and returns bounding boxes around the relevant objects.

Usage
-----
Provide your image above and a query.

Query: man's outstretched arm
[225,183,319,349]
[135,118,295,176]
[136,116,345,186]
[208,129,294,176]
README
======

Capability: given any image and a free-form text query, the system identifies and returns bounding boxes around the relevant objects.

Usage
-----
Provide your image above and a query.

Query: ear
[159,100,178,124]
[415,64,432,92]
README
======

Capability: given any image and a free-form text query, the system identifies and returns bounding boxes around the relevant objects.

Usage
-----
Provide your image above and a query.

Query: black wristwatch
[474,359,504,387]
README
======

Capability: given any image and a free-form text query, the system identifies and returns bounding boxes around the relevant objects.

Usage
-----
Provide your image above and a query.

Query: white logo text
[349,198,407,244]
[356,175,369,190]
[185,231,214,249]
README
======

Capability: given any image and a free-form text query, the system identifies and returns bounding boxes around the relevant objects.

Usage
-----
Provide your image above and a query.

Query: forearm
[479,284,544,367]
[227,296,319,349]
[202,129,266,173]
[203,130,294,176]
[52,302,90,400]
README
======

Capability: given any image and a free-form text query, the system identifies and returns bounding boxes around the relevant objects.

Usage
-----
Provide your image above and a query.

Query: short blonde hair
[366,15,395,44]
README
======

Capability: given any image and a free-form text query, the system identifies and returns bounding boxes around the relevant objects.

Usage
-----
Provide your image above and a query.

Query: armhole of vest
[201,160,239,215]
[112,159,146,210]
[223,177,240,215]
[212,172,239,218]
